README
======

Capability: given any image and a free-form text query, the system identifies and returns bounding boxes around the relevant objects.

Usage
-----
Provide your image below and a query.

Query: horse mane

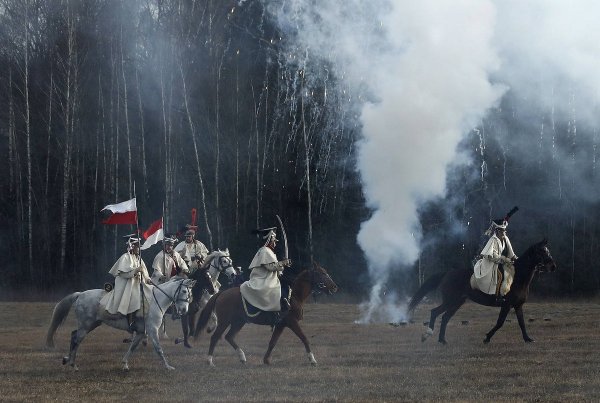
[199,249,228,269]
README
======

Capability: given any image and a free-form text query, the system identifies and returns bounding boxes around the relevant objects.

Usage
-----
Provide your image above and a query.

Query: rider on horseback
[175,226,209,275]
[474,208,518,303]
[151,234,189,283]
[240,227,292,314]
[101,234,152,332]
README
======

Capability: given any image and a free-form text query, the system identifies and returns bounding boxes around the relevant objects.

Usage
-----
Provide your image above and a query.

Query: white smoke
[493,0,600,128]
[263,0,600,323]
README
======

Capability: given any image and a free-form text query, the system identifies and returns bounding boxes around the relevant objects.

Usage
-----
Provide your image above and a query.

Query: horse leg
[438,300,465,345]
[160,319,168,339]
[483,304,511,343]
[148,326,175,370]
[263,323,286,365]
[514,304,534,342]
[121,331,146,371]
[224,320,247,364]
[287,320,317,366]
[422,304,446,342]
[207,321,229,367]
[207,312,218,333]
[62,321,100,370]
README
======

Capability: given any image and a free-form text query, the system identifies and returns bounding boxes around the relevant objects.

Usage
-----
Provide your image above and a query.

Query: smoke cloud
[265,0,600,321]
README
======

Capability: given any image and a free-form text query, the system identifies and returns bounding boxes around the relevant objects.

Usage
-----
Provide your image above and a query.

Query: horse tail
[407,272,446,313]
[45,292,80,349]
[193,290,222,339]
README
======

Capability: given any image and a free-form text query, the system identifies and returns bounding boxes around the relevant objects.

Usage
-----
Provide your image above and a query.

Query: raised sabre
[275,214,288,262]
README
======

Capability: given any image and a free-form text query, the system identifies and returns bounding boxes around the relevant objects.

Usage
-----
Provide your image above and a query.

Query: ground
[1,299,599,401]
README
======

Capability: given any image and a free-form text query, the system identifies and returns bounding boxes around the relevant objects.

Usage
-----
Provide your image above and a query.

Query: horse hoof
[525,338,535,343]
[263,358,271,365]
[122,365,129,372]
[72,364,79,371]
[166,365,175,371]
[184,342,193,349]
[438,339,447,346]
[308,352,317,366]
[174,338,182,345]
[62,356,68,365]
[483,338,491,344]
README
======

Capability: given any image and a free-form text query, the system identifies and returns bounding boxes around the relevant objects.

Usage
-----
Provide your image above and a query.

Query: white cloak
[175,240,209,274]
[239,246,283,311]
[151,250,189,283]
[101,253,152,315]
[473,234,516,295]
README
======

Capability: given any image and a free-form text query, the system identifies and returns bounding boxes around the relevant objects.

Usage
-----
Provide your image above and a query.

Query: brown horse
[408,238,556,345]
[193,262,338,366]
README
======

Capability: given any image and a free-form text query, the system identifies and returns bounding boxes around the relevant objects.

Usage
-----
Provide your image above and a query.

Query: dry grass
[1,300,599,402]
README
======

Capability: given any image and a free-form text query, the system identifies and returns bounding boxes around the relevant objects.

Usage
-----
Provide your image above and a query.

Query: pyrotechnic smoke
[264,0,600,322]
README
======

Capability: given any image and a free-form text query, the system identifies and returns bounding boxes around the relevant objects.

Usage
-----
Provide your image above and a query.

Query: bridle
[150,279,192,316]
[308,268,335,297]
[208,253,234,279]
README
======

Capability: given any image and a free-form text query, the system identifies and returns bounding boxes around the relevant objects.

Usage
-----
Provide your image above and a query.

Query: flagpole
[134,181,147,336]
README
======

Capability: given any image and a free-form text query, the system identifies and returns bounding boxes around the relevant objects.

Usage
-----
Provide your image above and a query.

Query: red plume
[191,208,197,227]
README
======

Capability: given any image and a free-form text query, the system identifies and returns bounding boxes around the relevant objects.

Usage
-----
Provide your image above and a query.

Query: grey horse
[46,277,196,371]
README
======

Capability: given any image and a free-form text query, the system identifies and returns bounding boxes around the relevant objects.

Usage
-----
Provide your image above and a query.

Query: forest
[1,0,599,300]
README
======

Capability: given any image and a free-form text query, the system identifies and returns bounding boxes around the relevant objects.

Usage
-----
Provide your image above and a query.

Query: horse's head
[161,277,196,317]
[207,249,238,283]
[534,238,557,273]
[309,261,338,295]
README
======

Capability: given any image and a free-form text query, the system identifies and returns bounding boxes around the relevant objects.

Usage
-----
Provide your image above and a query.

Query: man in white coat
[240,227,291,312]
[175,227,209,275]
[101,234,152,332]
[151,235,189,283]
[473,218,517,303]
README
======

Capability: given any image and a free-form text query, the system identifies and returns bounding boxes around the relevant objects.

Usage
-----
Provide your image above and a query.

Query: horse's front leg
[287,320,317,366]
[514,304,534,342]
[484,304,511,343]
[148,326,175,370]
[263,323,286,365]
[122,332,146,371]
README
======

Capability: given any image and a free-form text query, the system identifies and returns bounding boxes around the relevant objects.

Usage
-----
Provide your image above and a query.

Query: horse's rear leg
[438,300,465,345]
[287,320,317,366]
[422,304,446,342]
[207,321,229,367]
[263,323,286,365]
[62,322,100,369]
[483,304,511,343]
[224,320,247,364]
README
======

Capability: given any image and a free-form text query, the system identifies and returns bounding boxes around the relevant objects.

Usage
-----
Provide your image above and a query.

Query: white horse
[176,249,238,348]
[45,277,196,371]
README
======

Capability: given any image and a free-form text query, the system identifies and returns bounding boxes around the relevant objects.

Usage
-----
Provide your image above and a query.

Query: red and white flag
[101,198,137,225]
[141,217,164,250]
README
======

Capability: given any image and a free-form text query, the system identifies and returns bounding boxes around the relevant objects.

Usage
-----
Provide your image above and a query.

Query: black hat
[252,227,278,244]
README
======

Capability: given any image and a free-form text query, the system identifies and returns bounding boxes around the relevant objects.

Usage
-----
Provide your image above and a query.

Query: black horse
[408,238,556,345]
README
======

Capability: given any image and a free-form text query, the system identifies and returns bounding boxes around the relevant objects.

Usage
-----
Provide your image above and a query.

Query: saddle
[240,295,287,325]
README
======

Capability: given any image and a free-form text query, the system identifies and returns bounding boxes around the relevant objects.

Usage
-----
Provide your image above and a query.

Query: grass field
[1,299,599,402]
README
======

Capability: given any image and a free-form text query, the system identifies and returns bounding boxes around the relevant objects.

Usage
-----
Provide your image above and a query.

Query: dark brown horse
[408,238,556,345]
[193,262,338,366]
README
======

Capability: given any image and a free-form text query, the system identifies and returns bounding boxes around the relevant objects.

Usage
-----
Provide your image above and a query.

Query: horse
[176,249,238,348]
[45,277,197,371]
[193,262,338,367]
[408,238,556,345]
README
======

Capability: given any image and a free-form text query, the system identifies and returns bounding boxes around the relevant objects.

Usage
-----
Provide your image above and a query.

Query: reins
[150,279,190,316]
